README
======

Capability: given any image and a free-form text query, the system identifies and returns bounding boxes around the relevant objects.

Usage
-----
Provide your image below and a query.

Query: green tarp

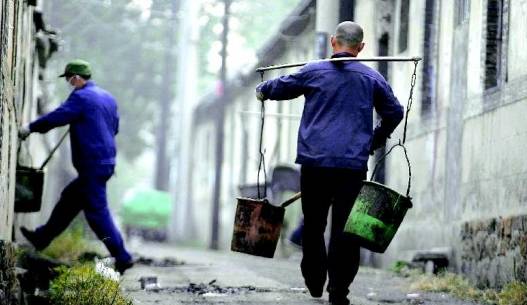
[120,189,172,229]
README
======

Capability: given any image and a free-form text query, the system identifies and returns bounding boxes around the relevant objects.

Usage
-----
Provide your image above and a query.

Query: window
[485,0,504,89]
[339,0,355,22]
[421,0,437,117]
[398,0,410,53]
[455,0,470,26]
[0,0,8,60]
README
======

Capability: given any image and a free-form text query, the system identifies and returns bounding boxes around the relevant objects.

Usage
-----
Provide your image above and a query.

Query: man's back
[70,81,119,169]
[257,55,403,170]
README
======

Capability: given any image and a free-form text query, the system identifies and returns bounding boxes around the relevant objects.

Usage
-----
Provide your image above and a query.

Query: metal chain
[371,59,419,198]
[370,141,412,198]
[402,60,418,144]
[256,71,267,199]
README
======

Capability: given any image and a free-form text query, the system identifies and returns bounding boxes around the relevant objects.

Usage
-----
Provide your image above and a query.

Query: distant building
[182,0,526,288]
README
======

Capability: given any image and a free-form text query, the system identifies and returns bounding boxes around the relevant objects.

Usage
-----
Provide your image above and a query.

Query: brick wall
[461,215,527,288]
[1,1,43,303]
[0,240,18,304]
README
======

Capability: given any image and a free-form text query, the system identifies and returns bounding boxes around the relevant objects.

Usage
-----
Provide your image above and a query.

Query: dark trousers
[34,165,131,263]
[300,165,365,298]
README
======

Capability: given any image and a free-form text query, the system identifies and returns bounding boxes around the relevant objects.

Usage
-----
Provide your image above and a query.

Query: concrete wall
[382,0,527,287]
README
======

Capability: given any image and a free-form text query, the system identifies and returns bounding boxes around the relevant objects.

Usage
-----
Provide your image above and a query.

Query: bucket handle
[280,192,301,208]
[369,140,412,198]
[39,129,70,170]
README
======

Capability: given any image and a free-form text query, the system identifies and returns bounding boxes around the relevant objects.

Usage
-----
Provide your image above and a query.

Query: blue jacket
[30,81,119,171]
[257,52,404,170]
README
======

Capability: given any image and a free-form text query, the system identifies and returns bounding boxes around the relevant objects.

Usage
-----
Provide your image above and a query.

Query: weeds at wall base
[405,271,527,305]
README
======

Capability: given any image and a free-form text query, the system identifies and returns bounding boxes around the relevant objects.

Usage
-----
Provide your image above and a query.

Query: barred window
[485,0,504,89]
[421,0,437,117]
[398,0,409,53]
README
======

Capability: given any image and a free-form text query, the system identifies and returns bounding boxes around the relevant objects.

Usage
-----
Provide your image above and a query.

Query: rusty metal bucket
[231,193,301,258]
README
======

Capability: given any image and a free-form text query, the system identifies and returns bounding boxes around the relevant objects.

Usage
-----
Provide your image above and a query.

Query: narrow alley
[122,243,479,305]
[2,0,527,304]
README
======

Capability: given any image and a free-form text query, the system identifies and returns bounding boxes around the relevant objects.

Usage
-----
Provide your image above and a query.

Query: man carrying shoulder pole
[255,22,404,305]
[18,59,134,274]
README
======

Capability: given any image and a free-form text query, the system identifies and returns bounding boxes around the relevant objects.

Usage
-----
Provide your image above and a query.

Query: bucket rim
[235,197,285,210]
[362,180,413,208]
[16,166,45,173]
[236,197,268,202]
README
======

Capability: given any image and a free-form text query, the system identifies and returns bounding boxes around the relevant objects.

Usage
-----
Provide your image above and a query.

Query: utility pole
[170,0,200,242]
[210,0,231,250]
[315,0,339,59]
[154,0,178,191]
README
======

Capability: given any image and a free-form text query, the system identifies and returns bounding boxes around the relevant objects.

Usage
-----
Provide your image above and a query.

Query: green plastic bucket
[344,181,412,253]
[344,143,413,253]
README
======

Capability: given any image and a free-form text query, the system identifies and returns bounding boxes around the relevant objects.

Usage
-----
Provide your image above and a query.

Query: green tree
[44,0,178,160]
[197,0,303,92]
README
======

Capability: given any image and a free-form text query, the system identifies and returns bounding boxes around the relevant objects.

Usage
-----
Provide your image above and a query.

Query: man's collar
[80,79,95,89]
[74,80,94,90]
[331,51,356,58]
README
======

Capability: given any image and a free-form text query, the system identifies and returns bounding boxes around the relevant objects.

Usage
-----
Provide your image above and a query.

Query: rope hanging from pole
[256,71,267,199]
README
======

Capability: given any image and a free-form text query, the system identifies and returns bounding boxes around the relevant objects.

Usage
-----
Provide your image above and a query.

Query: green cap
[59,59,92,77]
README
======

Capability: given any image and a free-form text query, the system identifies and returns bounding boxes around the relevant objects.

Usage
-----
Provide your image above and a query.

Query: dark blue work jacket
[30,81,119,172]
[257,52,404,170]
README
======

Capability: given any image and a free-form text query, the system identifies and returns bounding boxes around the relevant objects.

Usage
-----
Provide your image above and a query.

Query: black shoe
[329,294,350,305]
[305,280,324,298]
[20,227,46,251]
[115,259,134,275]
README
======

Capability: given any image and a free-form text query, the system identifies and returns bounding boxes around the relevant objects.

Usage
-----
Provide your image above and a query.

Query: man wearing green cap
[18,59,134,274]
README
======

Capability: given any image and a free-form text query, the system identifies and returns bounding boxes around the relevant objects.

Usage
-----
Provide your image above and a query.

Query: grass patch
[390,260,413,275]
[42,224,100,262]
[498,281,527,305]
[408,272,526,305]
[50,264,133,305]
[410,272,492,302]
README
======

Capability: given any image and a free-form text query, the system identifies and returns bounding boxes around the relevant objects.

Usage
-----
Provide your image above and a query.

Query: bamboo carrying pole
[256,56,422,73]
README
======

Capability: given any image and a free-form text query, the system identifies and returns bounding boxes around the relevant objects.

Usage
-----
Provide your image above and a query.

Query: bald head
[335,21,364,48]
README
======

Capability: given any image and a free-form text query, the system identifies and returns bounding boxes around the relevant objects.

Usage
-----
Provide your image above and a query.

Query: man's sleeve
[256,69,306,101]
[372,78,404,138]
[29,92,83,133]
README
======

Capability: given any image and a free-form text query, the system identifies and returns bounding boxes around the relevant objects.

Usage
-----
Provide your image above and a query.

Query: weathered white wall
[508,0,527,80]
[382,0,527,283]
